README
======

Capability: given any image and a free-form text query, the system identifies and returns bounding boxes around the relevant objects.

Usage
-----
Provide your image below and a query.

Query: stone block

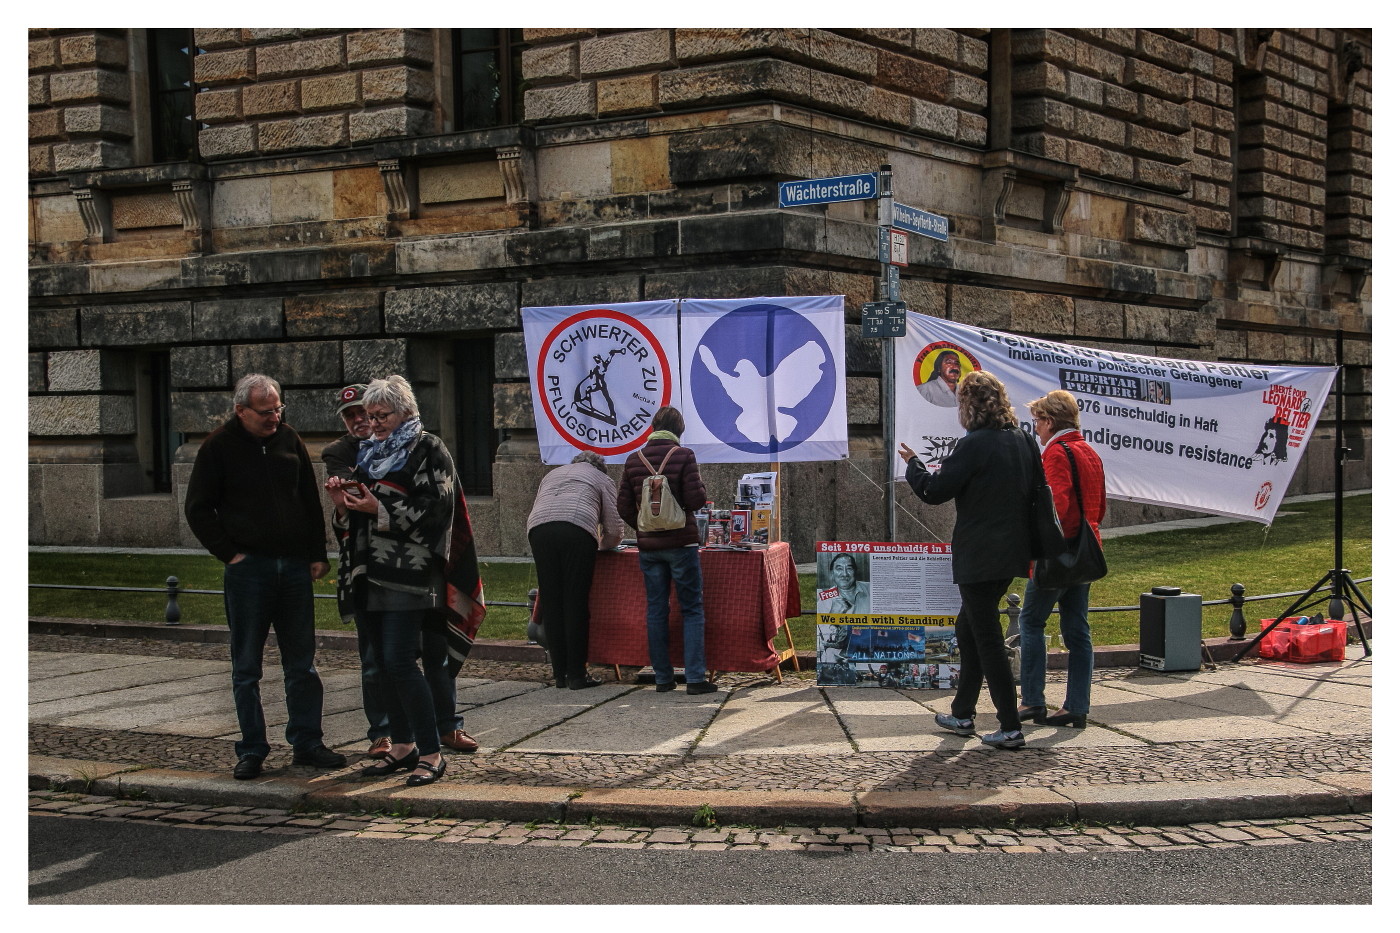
[419,162,505,204]
[493,382,534,430]
[210,174,273,228]
[597,73,658,115]
[170,346,230,389]
[645,266,787,300]
[32,193,86,245]
[504,227,589,267]
[1134,158,1191,193]
[257,114,348,154]
[256,36,345,80]
[523,83,596,122]
[29,308,80,348]
[877,50,949,99]
[1074,299,1125,338]
[579,29,672,76]
[198,124,257,160]
[384,282,520,333]
[80,301,192,347]
[285,290,382,338]
[39,464,100,543]
[361,66,434,105]
[30,144,53,174]
[949,284,1013,329]
[348,107,433,143]
[30,353,47,392]
[522,44,578,83]
[46,350,101,391]
[1128,204,1195,248]
[192,48,255,86]
[495,333,526,379]
[332,166,384,219]
[397,235,506,275]
[110,191,181,230]
[193,297,283,341]
[269,170,335,224]
[345,28,433,68]
[859,789,1075,828]
[242,80,299,117]
[1056,779,1346,825]
[536,139,613,200]
[520,275,641,309]
[88,259,183,294]
[30,36,58,70]
[172,392,235,434]
[29,109,64,141]
[29,394,135,436]
[611,136,668,193]
[98,496,180,548]
[847,376,879,424]
[30,74,50,107]
[1011,292,1074,335]
[193,29,243,49]
[194,87,242,123]
[1124,304,1175,343]
[569,788,855,830]
[342,339,408,382]
[321,242,396,279]
[300,72,360,112]
[231,341,341,385]
[52,140,131,173]
[1123,58,1190,101]
[48,68,130,104]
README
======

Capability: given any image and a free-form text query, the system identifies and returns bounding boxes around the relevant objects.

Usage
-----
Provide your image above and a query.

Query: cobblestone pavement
[29,633,1369,793]
[29,789,1371,854]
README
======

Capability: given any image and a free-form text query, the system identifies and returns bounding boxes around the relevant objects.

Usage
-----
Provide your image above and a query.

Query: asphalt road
[29,814,1371,905]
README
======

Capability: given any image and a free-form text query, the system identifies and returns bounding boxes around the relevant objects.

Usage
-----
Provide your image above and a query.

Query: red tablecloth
[588,543,803,673]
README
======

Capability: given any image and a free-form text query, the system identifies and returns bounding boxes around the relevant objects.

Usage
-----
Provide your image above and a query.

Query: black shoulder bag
[1033,441,1108,588]
[1023,430,1065,560]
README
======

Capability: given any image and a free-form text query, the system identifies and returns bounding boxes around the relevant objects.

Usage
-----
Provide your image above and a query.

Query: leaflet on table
[814,540,961,689]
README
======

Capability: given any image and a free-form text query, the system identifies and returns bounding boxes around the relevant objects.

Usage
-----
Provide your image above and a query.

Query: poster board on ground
[814,541,960,688]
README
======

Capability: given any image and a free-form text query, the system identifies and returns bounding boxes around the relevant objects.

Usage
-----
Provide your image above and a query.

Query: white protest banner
[679,296,848,463]
[895,313,1337,524]
[522,300,679,464]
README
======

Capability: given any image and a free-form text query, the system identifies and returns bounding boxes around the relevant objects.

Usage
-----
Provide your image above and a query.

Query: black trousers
[528,521,600,682]
[950,577,1020,732]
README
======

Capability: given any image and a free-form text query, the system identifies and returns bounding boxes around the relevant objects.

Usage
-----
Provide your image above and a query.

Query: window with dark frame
[453,28,526,131]
[452,338,500,496]
[148,28,203,163]
[137,351,180,494]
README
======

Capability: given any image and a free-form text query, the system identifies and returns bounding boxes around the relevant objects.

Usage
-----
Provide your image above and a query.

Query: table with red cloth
[587,543,803,676]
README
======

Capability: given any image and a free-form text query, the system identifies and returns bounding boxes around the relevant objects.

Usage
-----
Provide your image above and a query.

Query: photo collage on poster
[813,542,961,689]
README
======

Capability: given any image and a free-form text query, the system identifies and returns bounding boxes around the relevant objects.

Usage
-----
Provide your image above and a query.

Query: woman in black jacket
[898,370,1039,750]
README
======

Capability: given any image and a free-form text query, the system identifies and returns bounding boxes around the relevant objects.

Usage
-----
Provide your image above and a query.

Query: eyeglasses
[247,405,285,417]
[366,411,398,424]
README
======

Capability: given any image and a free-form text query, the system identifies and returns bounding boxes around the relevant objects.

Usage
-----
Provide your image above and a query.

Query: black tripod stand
[1232,330,1371,662]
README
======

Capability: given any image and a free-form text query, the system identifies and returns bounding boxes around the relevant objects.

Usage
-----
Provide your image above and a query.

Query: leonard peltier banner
[894,313,1337,525]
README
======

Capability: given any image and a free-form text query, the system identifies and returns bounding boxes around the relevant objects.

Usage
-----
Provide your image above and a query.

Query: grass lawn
[29,494,1369,652]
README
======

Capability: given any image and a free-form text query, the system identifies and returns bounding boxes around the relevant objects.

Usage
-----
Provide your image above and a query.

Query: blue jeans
[354,617,390,742]
[222,554,325,759]
[639,547,707,685]
[1018,578,1094,715]
[421,621,462,734]
[358,609,441,755]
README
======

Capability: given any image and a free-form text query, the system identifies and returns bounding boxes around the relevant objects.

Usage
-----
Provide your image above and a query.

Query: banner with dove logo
[680,296,848,463]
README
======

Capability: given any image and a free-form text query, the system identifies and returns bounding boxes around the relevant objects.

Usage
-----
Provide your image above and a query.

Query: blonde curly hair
[956,370,1015,431]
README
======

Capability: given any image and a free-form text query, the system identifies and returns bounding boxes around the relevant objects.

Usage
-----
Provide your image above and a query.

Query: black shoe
[686,681,719,695]
[655,681,677,692]
[1018,705,1047,723]
[406,756,447,787]
[554,676,568,688]
[361,748,419,777]
[1043,710,1088,728]
[568,676,603,690]
[291,745,348,769]
[233,754,263,780]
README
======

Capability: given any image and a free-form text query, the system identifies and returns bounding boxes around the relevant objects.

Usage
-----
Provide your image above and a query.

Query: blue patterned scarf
[357,417,422,479]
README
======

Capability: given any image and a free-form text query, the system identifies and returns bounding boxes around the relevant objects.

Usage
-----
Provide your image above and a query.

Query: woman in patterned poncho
[326,374,476,787]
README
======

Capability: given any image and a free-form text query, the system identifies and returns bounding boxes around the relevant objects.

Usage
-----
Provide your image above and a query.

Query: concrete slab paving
[55,685,239,731]
[692,684,851,756]
[513,684,723,755]
[898,690,1147,748]
[1157,667,1372,707]
[1088,683,1320,742]
[1104,679,1371,736]
[457,679,547,707]
[28,671,231,721]
[826,690,962,752]
[28,657,230,703]
[165,683,366,739]
[458,682,633,752]
[29,650,167,678]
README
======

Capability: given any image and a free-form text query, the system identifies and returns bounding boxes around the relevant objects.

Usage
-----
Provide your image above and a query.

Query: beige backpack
[636,447,686,532]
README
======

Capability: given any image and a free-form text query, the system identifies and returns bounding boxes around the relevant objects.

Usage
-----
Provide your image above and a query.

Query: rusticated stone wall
[27,27,1372,557]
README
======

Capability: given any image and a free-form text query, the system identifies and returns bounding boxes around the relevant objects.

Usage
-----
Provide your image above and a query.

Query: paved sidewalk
[29,630,1371,829]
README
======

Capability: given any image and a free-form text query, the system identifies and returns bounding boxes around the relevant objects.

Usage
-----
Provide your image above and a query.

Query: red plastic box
[1258,617,1348,662]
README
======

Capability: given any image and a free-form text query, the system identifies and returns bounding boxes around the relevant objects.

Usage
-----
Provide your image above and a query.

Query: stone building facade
[28,28,1372,559]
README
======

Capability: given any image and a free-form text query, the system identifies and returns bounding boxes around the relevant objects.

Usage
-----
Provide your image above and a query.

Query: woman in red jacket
[1017,390,1106,729]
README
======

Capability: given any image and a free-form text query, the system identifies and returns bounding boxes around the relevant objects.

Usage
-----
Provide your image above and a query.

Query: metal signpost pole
[878,164,896,542]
